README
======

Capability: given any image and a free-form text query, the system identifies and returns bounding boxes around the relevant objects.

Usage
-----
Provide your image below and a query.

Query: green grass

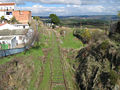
[38,30,53,90]
[61,29,83,49]
[0,56,13,65]
[39,53,51,90]
[51,32,65,88]
[0,25,45,89]
[58,28,82,89]
[40,30,66,89]
[0,25,80,89]
[27,48,43,90]
[0,51,26,65]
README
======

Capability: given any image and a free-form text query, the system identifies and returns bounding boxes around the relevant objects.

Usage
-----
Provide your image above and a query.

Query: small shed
[0,36,17,49]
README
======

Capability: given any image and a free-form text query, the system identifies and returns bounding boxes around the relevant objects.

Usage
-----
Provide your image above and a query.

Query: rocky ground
[75,22,120,90]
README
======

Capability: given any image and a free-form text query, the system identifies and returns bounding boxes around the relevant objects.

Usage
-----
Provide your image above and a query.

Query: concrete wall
[14,24,30,29]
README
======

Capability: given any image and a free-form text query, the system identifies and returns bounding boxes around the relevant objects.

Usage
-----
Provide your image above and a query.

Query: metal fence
[0,47,26,57]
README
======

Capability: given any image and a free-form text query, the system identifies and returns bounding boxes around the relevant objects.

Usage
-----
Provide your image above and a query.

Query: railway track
[48,30,68,90]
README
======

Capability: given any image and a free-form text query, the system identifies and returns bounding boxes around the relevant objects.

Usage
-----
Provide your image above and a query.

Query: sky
[0,0,120,16]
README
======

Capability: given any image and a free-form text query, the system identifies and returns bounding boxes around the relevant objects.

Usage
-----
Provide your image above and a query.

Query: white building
[0,23,30,30]
[0,29,27,48]
[0,2,15,20]
[0,29,34,49]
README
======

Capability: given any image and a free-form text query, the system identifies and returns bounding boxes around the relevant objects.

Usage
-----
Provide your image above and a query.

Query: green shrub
[52,25,56,29]
[73,28,91,44]
[0,16,5,21]
[10,16,18,24]
[100,70,119,86]
[109,70,119,85]
[100,40,109,50]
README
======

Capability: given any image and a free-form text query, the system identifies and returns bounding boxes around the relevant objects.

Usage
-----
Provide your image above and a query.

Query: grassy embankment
[0,26,45,89]
[56,27,84,89]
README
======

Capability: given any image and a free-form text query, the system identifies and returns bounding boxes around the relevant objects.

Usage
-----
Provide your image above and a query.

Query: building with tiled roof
[0,2,31,24]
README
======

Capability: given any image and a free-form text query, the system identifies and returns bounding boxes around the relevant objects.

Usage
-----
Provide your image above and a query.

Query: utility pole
[36,20,38,31]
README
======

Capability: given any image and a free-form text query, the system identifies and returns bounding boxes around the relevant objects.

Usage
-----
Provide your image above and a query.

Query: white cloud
[0,0,81,5]
[0,0,120,15]
[17,5,65,16]
[1,0,120,5]
[16,4,119,16]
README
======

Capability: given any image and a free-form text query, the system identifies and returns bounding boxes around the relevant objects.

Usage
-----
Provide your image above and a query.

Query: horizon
[34,15,118,17]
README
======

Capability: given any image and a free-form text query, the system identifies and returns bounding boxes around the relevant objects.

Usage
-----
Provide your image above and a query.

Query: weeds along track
[28,28,69,90]
[48,30,68,90]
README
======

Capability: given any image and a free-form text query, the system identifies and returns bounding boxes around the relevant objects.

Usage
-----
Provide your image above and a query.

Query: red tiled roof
[0,3,15,6]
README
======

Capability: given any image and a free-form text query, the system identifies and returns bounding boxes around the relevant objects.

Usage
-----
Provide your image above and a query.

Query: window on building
[23,26,25,29]
[6,12,12,15]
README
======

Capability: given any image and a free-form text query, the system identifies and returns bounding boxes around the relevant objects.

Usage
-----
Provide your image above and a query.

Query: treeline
[61,19,110,28]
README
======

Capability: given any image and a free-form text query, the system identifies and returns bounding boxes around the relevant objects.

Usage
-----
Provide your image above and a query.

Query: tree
[33,16,40,21]
[10,16,18,24]
[49,14,60,25]
[118,11,120,17]
[0,16,5,22]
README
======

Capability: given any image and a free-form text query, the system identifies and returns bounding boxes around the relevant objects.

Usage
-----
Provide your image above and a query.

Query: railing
[0,47,26,57]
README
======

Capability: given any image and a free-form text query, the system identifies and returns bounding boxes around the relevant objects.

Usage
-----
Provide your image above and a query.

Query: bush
[0,16,5,21]
[109,70,119,86]
[10,16,18,24]
[73,28,91,44]
[99,40,109,50]
[100,70,119,86]
[33,16,40,21]
[52,25,56,29]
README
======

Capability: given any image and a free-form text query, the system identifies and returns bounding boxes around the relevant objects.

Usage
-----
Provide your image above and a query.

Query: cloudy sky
[1,0,120,16]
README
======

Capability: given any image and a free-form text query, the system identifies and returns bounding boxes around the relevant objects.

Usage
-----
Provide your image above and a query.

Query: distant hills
[38,15,119,21]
